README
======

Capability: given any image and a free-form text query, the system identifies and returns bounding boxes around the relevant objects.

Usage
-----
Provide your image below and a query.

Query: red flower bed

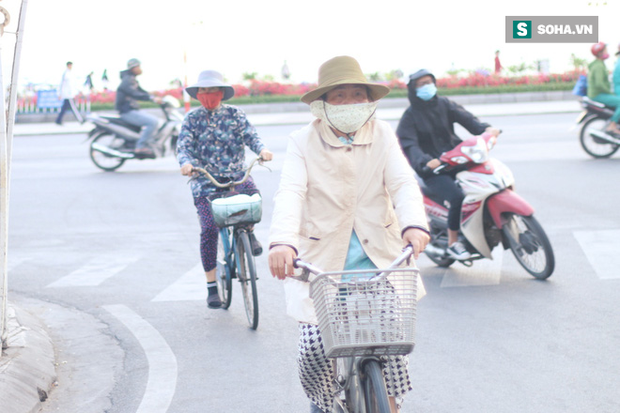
[26,70,581,107]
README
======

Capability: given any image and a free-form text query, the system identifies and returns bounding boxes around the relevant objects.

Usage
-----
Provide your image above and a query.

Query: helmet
[407,69,436,87]
[591,42,606,57]
[127,58,141,69]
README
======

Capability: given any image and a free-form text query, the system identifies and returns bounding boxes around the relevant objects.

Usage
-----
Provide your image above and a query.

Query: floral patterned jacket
[177,105,265,198]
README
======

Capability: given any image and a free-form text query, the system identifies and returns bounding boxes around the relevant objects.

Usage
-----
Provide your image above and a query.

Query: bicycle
[191,156,268,330]
[292,246,418,413]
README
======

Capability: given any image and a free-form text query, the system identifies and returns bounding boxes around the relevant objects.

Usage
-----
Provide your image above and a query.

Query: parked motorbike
[421,132,555,279]
[576,96,620,158]
[86,95,183,171]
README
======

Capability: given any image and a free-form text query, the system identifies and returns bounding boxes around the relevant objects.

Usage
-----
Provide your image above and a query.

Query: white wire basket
[309,268,418,358]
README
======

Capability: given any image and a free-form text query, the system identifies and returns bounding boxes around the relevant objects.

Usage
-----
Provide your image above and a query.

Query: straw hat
[185,70,235,100]
[301,56,390,104]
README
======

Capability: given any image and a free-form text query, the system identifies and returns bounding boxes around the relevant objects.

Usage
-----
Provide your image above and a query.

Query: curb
[11,90,583,137]
[0,304,56,413]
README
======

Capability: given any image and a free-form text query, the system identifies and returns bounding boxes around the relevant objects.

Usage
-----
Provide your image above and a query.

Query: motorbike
[421,132,555,280]
[575,96,620,158]
[86,95,184,171]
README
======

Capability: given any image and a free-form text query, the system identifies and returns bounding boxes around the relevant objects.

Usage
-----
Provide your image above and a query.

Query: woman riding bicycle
[177,70,273,309]
[268,56,430,413]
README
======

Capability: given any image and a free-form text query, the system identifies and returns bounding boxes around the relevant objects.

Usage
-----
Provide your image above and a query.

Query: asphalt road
[7,112,620,413]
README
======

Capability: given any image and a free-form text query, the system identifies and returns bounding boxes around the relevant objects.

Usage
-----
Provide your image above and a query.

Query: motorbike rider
[115,58,163,158]
[177,70,273,309]
[396,69,500,260]
[588,42,620,136]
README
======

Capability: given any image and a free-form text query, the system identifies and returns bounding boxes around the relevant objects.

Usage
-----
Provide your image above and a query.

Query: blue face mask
[416,83,437,101]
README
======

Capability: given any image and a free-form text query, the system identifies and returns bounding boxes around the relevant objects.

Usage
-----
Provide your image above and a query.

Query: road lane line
[151,263,204,302]
[103,304,177,413]
[573,230,620,279]
[46,255,140,287]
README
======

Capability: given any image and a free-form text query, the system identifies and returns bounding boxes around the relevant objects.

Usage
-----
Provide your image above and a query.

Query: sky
[2,0,619,94]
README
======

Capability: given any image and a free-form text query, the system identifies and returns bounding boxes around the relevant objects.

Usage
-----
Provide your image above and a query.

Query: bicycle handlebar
[190,156,266,189]
[291,244,414,282]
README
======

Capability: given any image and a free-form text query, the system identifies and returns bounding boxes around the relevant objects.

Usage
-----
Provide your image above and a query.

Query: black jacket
[115,69,152,114]
[396,81,489,178]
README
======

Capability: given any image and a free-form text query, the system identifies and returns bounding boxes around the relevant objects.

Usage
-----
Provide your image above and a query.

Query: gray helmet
[127,58,141,69]
[407,69,436,87]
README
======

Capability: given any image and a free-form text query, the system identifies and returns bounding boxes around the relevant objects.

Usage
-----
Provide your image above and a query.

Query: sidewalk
[1,93,584,413]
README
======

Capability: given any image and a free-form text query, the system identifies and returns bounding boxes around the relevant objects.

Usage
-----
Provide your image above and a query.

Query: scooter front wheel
[89,132,127,171]
[502,213,555,279]
[579,117,620,159]
[426,248,455,268]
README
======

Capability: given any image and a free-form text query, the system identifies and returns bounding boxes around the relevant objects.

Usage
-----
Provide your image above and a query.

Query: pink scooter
[421,132,555,279]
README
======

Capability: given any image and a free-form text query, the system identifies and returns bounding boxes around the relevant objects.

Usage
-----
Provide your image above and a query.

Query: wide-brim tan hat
[185,70,235,100]
[301,56,390,104]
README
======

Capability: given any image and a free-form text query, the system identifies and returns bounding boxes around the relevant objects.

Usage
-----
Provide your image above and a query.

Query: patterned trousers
[297,323,412,412]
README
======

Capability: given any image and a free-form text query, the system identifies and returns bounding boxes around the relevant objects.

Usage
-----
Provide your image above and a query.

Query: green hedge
[87,82,575,112]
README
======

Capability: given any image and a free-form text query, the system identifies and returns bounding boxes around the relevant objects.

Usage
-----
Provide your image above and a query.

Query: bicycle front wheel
[362,360,391,413]
[216,230,233,309]
[236,231,259,330]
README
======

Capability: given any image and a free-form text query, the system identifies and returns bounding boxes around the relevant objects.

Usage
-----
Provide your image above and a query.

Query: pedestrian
[177,70,273,309]
[268,55,430,413]
[55,61,83,125]
[101,69,109,91]
[115,58,163,158]
[281,60,291,80]
[84,72,94,94]
[587,42,620,135]
[83,72,95,113]
[494,50,503,74]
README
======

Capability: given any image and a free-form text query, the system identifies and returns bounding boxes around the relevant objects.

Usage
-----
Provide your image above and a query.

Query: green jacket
[587,59,610,98]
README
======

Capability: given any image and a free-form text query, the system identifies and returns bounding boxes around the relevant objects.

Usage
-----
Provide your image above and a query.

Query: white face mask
[310,100,378,134]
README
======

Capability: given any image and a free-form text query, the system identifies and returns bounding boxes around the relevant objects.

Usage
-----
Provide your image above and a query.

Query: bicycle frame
[197,158,267,329]
[218,225,253,279]
[294,246,415,413]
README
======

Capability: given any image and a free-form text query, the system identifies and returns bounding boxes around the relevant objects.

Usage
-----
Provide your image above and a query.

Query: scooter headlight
[450,156,469,164]
[461,137,489,163]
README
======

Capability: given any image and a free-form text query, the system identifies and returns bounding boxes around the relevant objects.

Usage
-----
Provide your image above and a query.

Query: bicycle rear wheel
[216,229,233,309]
[362,360,390,413]
[236,231,259,330]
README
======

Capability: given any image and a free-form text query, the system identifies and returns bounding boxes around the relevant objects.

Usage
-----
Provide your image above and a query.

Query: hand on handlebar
[485,127,501,137]
[426,158,442,170]
[402,228,430,260]
[180,163,195,177]
[259,149,274,162]
[268,244,297,280]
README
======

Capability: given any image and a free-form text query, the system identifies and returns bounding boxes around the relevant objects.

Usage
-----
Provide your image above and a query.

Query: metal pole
[0,5,9,350]
[1,0,27,350]
[6,0,27,162]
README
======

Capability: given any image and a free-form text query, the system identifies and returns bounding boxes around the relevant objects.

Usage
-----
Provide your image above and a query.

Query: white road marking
[439,248,503,287]
[573,230,620,279]
[103,304,177,413]
[151,263,205,302]
[46,255,140,287]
